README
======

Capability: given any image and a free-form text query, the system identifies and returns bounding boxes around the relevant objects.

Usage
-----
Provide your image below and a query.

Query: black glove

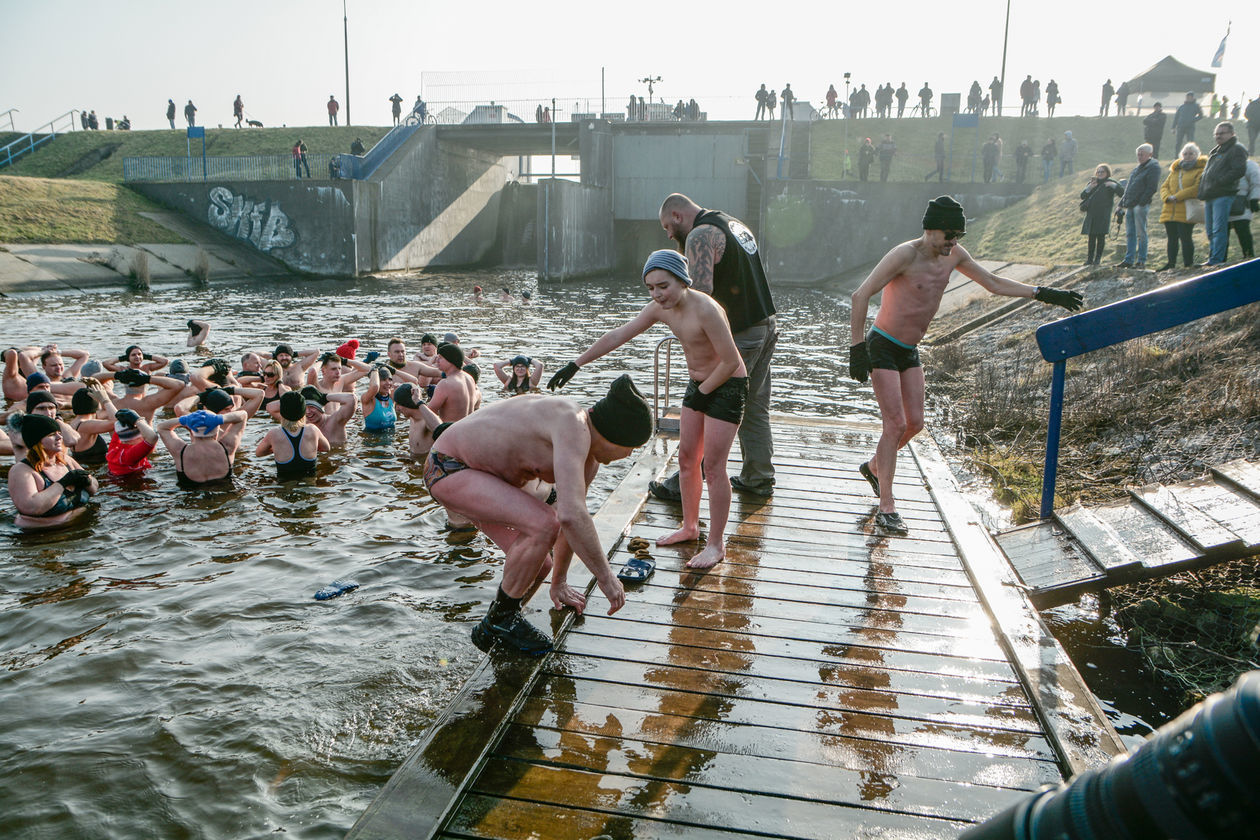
[1034,286,1085,312]
[364,350,381,363]
[116,368,151,387]
[116,354,128,362]
[114,408,140,428]
[849,343,871,384]
[57,469,92,492]
[1251,199,1259,214]
[547,361,581,391]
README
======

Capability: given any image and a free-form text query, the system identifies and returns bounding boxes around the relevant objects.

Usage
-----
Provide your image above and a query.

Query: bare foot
[686,542,725,569]
[657,526,701,546]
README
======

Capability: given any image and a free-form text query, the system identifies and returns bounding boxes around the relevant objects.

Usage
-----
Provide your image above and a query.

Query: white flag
[1211,23,1230,68]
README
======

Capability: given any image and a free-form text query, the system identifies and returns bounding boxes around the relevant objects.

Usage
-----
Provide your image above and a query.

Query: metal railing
[123,153,350,182]
[1034,259,1260,518]
[0,109,78,170]
[1,108,18,131]
[652,337,685,432]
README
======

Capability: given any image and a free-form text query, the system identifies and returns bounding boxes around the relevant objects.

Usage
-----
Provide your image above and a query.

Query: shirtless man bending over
[550,250,747,569]
[424,375,653,655]
[849,196,1084,535]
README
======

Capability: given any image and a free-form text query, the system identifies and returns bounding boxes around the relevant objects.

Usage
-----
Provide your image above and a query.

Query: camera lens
[961,671,1260,840]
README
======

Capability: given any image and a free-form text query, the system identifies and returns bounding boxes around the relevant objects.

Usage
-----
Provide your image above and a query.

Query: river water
[1,269,1184,838]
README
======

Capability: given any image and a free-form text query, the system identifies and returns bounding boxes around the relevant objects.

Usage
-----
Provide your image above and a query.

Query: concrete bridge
[129,120,1033,284]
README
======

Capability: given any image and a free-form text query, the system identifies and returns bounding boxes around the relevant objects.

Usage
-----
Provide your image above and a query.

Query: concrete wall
[353,126,512,272]
[495,181,538,267]
[612,129,747,221]
[132,180,356,275]
[761,180,1033,284]
[537,178,613,281]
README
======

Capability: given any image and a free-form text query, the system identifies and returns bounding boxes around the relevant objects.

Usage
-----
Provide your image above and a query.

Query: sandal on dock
[859,462,880,497]
[617,555,656,583]
[874,511,908,536]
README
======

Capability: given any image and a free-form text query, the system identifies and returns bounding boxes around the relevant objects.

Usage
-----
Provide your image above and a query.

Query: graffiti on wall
[207,187,296,251]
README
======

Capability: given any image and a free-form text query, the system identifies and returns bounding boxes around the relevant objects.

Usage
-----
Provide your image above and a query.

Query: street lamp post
[843,72,851,176]
[998,0,1011,117]
[343,0,351,125]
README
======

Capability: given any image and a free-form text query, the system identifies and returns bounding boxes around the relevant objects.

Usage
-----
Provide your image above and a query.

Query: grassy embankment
[0,125,392,245]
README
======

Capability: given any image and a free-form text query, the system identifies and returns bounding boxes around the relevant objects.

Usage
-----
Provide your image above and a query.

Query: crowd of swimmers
[0,318,553,532]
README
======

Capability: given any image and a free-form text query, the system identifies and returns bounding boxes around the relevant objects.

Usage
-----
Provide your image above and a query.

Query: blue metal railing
[0,110,78,169]
[123,153,347,182]
[1035,259,1260,518]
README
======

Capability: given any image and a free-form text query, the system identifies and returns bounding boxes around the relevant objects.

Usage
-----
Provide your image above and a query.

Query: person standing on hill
[1100,79,1114,116]
[858,138,876,181]
[1244,97,1260,153]
[924,132,946,182]
[233,95,244,128]
[1173,93,1203,153]
[1014,140,1032,184]
[780,84,795,120]
[327,95,339,126]
[989,76,1003,115]
[389,92,403,125]
[1117,143,1160,268]
[1198,121,1249,266]
[849,196,1084,536]
[1079,163,1124,265]
[1115,81,1131,116]
[1060,130,1078,178]
[1019,75,1033,116]
[1045,79,1060,117]
[895,83,909,118]
[1144,102,1167,157]
[166,99,176,129]
[755,84,768,120]
[982,134,999,183]
[917,82,933,117]
[877,135,897,182]
[184,100,197,127]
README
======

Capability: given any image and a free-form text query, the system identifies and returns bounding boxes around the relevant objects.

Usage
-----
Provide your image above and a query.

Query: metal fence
[123,153,350,183]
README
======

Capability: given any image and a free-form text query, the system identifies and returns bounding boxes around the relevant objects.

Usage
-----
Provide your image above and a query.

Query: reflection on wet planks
[434,424,1065,839]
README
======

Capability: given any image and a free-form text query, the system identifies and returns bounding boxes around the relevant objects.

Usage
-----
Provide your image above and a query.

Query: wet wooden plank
[440,793,747,840]
[469,758,972,840]
[1157,477,1260,548]
[622,565,989,621]
[1212,459,1260,502]
[611,546,979,603]
[689,494,952,534]
[995,521,1104,593]
[619,579,1004,649]
[496,724,1031,823]
[544,656,1044,735]
[1054,505,1145,575]
[607,587,1010,661]
[530,673,1057,762]
[1090,499,1200,571]
[1129,483,1246,555]
[512,697,1062,792]
[572,610,1017,683]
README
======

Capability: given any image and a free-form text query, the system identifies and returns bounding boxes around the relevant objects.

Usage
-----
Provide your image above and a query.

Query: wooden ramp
[997,460,1260,608]
[347,417,1124,840]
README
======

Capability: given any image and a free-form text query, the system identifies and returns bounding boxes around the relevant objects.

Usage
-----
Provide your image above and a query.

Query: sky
[2,1,1257,132]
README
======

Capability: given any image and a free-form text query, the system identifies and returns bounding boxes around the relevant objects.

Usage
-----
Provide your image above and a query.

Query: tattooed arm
[683,224,725,295]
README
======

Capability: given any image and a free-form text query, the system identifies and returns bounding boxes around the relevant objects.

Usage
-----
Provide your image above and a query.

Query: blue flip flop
[617,556,655,582]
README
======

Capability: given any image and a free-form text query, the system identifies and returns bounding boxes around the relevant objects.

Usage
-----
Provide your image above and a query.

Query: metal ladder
[652,336,684,432]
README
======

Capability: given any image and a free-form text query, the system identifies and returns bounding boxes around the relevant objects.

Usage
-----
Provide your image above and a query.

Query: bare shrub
[193,249,210,284]
[128,251,150,291]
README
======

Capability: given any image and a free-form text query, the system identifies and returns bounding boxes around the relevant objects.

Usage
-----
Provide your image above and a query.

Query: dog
[246,119,264,128]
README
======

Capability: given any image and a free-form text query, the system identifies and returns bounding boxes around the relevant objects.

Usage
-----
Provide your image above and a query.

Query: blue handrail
[0,110,78,170]
[1034,258,1260,518]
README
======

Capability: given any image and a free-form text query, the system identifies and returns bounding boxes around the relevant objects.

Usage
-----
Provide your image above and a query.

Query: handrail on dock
[652,336,683,431]
[0,110,78,170]
[1035,258,1260,519]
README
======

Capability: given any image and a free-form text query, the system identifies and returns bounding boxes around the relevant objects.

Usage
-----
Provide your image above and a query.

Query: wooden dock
[997,459,1260,608]
[347,417,1124,840]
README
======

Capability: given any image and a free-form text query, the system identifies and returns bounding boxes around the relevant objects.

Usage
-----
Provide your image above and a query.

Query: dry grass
[0,175,183,244]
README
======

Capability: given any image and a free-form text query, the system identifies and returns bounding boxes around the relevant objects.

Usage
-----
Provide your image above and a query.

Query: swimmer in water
[8,413,99,531]
[299,386,357,447]
[397,343,479,457]
[104,345,169,374]
[187,319,210,348]
[156,406,249,485]
[256,391,329,479]
[113,368,187,422]
[361,365,398,432]
[69,382,118,464]
[493,355,544,395]
[105,408,159,477]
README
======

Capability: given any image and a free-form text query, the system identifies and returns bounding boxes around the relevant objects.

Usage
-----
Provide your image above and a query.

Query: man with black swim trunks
[423,375,653,655]
[848,196,1085,535]
[549,250,747,570]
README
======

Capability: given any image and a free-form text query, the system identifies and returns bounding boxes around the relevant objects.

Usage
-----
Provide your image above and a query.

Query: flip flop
[617,556,656,582]
[859,461,880,497]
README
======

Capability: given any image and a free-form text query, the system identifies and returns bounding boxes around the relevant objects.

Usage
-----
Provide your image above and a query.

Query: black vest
[692,209,775,334]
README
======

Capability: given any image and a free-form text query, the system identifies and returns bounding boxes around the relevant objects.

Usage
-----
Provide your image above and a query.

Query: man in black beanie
[422,374,653,655]
[848,196,1085,535]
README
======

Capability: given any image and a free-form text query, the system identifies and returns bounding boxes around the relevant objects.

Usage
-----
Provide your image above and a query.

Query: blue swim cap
[642,249,692,286]
[180,409,225,436]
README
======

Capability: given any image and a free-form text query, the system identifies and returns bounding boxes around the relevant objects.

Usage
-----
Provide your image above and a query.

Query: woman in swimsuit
[259,360,288,420]
[493,355,544,396]
[156,408,249,486]
[7,413,98,530]
[69,383,117,464]
[103,344,169,375]
[256,392,328,479]
[360,365,398,432]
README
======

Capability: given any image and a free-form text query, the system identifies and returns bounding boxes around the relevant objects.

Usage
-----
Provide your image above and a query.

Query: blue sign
[187,126,205,139]
[952,113,979,128]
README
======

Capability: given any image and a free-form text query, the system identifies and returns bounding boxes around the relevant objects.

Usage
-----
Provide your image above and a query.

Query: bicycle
[814,100,843,120]
[910,103,936,118]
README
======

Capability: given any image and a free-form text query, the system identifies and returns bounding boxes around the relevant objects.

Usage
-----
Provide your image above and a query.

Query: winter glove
[547,361,581,391]
[1034,286,1085,312]
[849,343,871,384]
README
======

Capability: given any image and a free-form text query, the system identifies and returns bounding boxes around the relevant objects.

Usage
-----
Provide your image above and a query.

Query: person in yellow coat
[1158,143,1207,269]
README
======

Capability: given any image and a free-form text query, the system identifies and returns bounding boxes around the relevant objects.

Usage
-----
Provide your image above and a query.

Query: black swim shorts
[866,330,921,372]
[682,376,748,425]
